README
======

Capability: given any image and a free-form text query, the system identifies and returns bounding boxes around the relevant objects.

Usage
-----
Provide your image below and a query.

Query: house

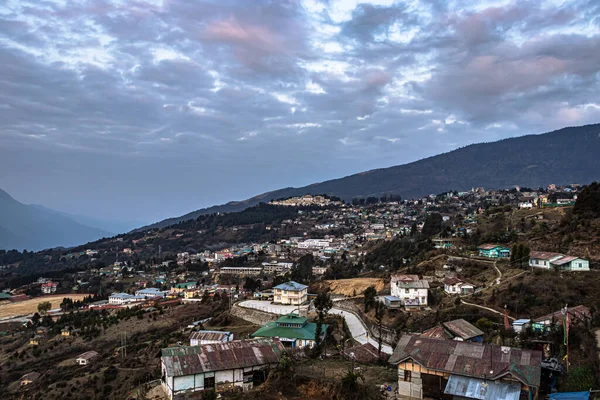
[312,266,329,276]
[171,282,198,295]
[184,289,202,299]
[30,335,42,346]
[383,295,403,309]
[273,281,308,305]
[61,328,72,337]
[20,371,41,386]
[531,305,590,333]
[108,292,145,305]
[190,330,234,346]
[161,338,285,399]
[390,275,429,308]
[477,244,511,258]
[512,319,531,333]
[135,287,168,299]
[342,342,389,364]
[76,350,99,365]
[443,277,475,295]
[389,334,541,400]
[219,267,263,276]
[421,319,484,342]
[432,238,454,249]
[251,313,326,349]
[529,251,590,271]
[41,281,58,294]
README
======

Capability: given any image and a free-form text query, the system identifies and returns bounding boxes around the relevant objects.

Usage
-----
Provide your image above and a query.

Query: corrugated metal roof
[343,342,389,363]
[443,319,484,340]
[533,305,590,324]
[189,330,231,342]
[161,338,285,377]
[530,251,564,260]
[550,255,579,265]
[444,375,521,400]
[389,335,542,387]
[77,350,99,360]
[549,392,590,400]
[273,281,308,291]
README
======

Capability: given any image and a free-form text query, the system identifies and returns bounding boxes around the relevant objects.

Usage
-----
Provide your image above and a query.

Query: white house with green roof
[251,313,326,349]
[170,281,197,295]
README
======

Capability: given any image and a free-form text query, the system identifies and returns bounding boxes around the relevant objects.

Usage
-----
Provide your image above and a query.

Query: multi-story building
[273,281,308,305]
[390,274,429,308]
[41,282,58,294]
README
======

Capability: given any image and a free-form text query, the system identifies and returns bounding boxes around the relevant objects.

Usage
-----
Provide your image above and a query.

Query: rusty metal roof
[391,274,420,283]
[530,251,564,260]
[443,319,484,340]
[444,375,521,400]
[161,338,285,377]
[76,351,99,361]
[389,335,542,387]
[343,342,389,363]
[533,305,590,324]
[189,330,231,342]
[421,325,448,340]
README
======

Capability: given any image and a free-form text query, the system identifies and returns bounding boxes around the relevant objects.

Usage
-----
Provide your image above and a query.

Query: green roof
[275,313,308,325]
[0,293,11,300]
[173,282,196,289]
[251,319,327,341]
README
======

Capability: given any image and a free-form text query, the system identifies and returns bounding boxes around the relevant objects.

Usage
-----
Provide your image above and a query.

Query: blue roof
[513,319,531,324]
[273,281,308,291]
[384,296,401,301]
[549,393,590,400]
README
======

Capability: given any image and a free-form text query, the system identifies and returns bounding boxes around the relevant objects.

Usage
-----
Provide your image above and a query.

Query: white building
[76,350,99,365]
[219,267,263,276]
[443,277,475,295]
[108,292,145,305]
[529,251,589,271]
[135,287,168,299]
[390,275,429,307]
[262,261,293,274]
[190,330,234,346]
[161,339,284,399]
[41,281,58,294]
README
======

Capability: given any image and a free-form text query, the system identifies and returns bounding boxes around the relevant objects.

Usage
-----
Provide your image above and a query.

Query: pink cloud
[204,17,285,54]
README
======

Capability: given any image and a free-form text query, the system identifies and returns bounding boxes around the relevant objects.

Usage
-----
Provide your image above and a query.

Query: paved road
[238,300,393,354]
[329,308,393,354]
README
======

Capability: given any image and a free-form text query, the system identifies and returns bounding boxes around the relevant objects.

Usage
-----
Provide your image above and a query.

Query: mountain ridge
[0,191,113,251]
[137,123,600,231]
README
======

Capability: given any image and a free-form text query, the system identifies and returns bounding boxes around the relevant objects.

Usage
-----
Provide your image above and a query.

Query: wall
[397,368,422,399]
[230,304,279,326]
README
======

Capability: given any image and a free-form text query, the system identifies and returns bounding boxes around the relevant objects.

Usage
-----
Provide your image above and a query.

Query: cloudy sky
[1,0,599,224]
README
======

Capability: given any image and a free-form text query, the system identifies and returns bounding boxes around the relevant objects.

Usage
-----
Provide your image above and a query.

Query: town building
[189,330,234,346]
[161,338,285,399]
[135,287,168,299]
[512,319,531,333]
[273,281,308,305]
[41,281,58,294]
[20,372,41,386]
[108,292,145,305]
[390,275,429,308]
[219,267,263,276]
[389,335,541,399]
[76,350,99,365]
[251,313,326,349]
[262,261,293,274]
[477,244,511,258]
[531,305,590,333]
[171,282,198,295]
[420,319,484,342]
[529,251,590,271]
[443,277,475,295]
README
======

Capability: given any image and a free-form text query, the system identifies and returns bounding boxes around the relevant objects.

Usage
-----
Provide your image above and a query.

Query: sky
[1,0,599,224]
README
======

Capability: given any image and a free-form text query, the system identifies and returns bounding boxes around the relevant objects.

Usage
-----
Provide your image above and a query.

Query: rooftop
[530,251,565,260]
[189,330,231,342]
[389,334,542,387]
[533,305,590,324]
[442,319,484,340]
[161,338,284,377]
[273,281,308,291]
[252,316,326,341]
[77,350,99,361]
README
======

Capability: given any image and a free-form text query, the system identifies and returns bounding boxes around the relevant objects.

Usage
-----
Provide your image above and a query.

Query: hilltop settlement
[1,182,600,399]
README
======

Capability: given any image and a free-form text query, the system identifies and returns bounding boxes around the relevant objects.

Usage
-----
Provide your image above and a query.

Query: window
[403,370,411,382]
[204,376,215,389]
[405,289,409,294]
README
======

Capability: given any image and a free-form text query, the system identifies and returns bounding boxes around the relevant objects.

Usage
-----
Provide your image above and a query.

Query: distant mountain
[30,205,145,235]
[0,190,112,251]
[138,123,600,231]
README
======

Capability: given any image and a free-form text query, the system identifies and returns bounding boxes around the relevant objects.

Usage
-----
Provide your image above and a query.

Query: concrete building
[135,287,168,299]
[251,313,326,349]
[189,330,234,346]
[160,338,285,399]
[219,267,263,276]
[41,281,58,294]
[390,275,429,308]
[529,251,590,271]
[76,350,99,365]
[273,281,308,305]
[443,277,475,295]
[477,244,511,258]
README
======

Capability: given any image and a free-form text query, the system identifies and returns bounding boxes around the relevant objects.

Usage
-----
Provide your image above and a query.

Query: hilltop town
[1,183,599,399]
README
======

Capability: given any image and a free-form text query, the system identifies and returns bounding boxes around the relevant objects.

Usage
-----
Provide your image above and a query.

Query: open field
[323,278,386,296]
[0,294,89,319]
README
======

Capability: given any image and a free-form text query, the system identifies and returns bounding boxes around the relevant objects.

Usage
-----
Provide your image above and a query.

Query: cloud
[0,0,598,221]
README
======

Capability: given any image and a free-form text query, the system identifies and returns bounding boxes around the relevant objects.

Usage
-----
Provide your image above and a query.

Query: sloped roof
[442,319,484,340]
[478,244,508,250]
[444,375,521,400]
[530,251,564,260]
[389,335,542,387]
[161,338,284,377]
[550,256,580,266]
[343,342,389,363]
[420,325,449,340]
[251,320,326,341]
[391,274,419,283]
[533,305,590,324]
[189,330,231,342]
[77,351,99,361]
[273,281,308,291]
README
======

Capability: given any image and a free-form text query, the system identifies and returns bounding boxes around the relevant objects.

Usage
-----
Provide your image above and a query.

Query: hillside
[140,123,600,230]
[0,189,112,251]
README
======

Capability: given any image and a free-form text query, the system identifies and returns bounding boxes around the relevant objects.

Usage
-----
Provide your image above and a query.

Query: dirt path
[494,262,502,285]
[460,299,516,321]
[595,329,600,362]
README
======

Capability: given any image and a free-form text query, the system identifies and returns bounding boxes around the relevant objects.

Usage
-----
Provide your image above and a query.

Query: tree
[37,301,51,315]
[422,213,443,237]
[374,301,386,358]
[313,292,333,356]
[364,286,377,313]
